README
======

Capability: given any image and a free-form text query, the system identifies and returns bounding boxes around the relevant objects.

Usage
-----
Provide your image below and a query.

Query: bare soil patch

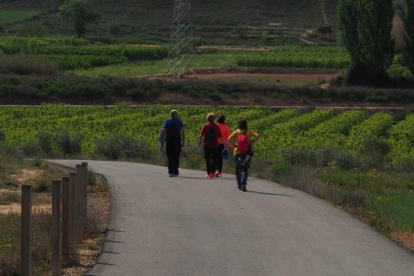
[142,67,338,87]
[199,45,273,51]
[10,168,44,184]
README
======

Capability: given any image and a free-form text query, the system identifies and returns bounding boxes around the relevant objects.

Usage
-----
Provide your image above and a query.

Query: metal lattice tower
[166,0,195,77]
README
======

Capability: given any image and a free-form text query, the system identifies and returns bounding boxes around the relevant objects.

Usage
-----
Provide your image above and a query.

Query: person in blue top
[162,110,185,177]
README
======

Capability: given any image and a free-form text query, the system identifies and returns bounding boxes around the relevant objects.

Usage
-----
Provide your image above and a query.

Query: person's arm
[198,126,205,146]
[226,127,233,148]
[228,131,237,146]
[198,134,203,146]
[250,133,260,146]
[162,121,168,133]
[181,127,185,147]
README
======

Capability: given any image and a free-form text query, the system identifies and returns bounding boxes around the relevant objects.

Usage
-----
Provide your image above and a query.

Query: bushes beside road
[2,75,414,105]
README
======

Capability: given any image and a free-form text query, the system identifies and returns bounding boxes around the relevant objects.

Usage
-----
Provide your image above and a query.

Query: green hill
[0,0,402,45]
[0,0,338,28]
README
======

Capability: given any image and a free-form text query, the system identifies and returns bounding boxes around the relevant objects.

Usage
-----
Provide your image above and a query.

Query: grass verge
[0,146,110,276]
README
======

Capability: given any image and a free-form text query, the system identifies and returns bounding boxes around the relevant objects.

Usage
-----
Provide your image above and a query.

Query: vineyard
[236,46,351,69]
[0,37,168,70]
[0,105,413,165]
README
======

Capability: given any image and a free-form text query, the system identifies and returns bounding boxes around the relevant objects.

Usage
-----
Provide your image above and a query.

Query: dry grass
[0,212,52,276]
[0,150,110,275]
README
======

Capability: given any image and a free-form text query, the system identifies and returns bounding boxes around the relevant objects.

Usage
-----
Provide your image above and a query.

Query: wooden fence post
[62,176,74,257]
[70,171,82,244]
[21,184,32,276]
[75,164,84,242]
[81,162,88,237]
[52,180,62,276]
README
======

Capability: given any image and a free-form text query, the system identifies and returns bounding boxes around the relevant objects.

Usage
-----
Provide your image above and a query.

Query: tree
[400,0,414,76]
[58,0,101,37]
[338,0,395,86]
[234,24,248,39]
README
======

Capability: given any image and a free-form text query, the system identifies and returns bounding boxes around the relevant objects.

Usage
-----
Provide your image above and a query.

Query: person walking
[215,115,232,177]
[198,113,227,179]
[162,110,185,177]
[228,119,260,191]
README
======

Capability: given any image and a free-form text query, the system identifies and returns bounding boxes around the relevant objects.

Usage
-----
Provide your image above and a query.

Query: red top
[217,123,233,148]
[200,123,223,147]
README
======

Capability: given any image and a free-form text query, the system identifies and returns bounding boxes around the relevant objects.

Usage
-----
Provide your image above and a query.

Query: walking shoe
[169,174,174,177]
[215,170,222,177]
[205,174,214,179]
[241,184,247,192]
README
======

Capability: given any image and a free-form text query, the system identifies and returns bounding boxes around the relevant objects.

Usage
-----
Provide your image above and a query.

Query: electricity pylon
[166,0,195,77]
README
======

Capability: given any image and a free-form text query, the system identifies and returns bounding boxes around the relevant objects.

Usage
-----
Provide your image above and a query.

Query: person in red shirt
[198,113,227,179]
[215,115,232,177]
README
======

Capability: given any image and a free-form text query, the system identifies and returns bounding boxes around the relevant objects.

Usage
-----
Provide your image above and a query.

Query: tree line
[338,0,414,86]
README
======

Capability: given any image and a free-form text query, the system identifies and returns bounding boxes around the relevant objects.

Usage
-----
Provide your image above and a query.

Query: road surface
[50,160,414,276]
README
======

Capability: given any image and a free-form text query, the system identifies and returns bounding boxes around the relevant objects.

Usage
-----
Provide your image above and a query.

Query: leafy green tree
[58,0,101,37]
[338,0,395,86]
[400,0,414,76]
[234,24,248,39]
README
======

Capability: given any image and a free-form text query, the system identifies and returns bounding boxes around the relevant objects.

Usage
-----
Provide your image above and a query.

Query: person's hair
[237,119,248,130]
[170,110,178,118]
[206,113,216,123]
[217,115,225,124]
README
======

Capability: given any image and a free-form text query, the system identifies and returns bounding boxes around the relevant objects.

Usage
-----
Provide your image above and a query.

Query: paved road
[51,160,414,276]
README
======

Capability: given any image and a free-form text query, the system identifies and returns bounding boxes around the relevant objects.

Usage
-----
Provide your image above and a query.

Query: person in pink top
[215,115,232,177]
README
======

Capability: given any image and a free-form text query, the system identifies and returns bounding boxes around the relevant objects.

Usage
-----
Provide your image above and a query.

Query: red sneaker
[215,170,220,177]
[205,174,214,179]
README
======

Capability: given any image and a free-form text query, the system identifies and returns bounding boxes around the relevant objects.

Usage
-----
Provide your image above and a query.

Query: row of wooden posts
[21,162,89,276]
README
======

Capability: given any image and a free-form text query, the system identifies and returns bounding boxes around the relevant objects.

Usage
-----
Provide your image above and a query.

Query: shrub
[315,146,359,170]
[19,140,41,157]
[36,132,53,156]
[95,134,153,161]
[359,137,392,156]
[234,24,248,38]
[0,129,5,143]
[0,57,57,76]
[56,129,82,155]
[108,22,121,35]
[193,36,203,49]
[281,147,316,166]
[33,178,49,192]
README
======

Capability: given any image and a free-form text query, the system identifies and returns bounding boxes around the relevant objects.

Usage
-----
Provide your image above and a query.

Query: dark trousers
[216,144,225,173]
[204,146,218,174]
[166,140,181,175]
[234,154,251,185]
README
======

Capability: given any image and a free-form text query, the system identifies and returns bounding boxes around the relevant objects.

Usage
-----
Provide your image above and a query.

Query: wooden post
[81,162,88,237]
[70,171,81,244]
[21,184,32,276]
[62,176,74,257]
[52,180,62,276]
[75,164,83,242]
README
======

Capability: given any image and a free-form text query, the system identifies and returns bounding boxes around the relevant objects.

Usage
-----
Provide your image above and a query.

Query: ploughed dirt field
[141,67,338,87]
